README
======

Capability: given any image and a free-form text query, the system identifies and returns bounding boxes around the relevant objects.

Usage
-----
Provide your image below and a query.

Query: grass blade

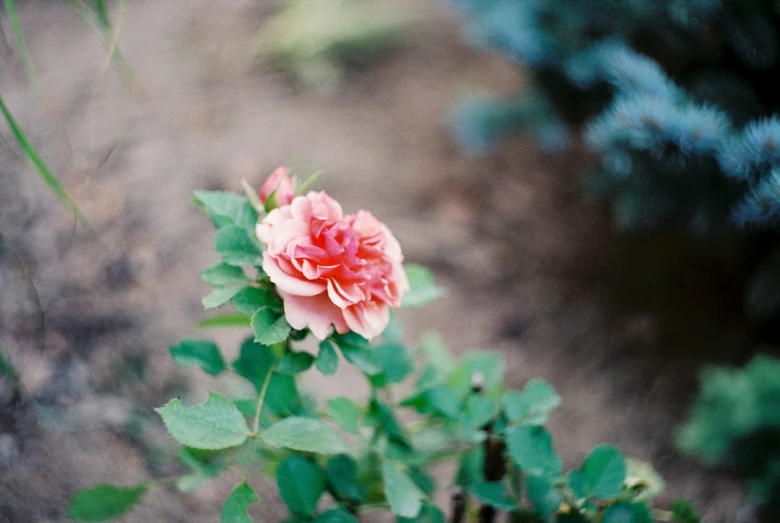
[4,0,41,93]
[0,93,90,227]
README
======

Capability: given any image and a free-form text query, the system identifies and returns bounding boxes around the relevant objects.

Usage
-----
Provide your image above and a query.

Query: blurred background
[2,0,780,521]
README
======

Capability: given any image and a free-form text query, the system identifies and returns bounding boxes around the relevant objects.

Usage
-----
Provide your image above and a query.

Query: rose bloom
[258,166,295,207]
[256,191,408,340]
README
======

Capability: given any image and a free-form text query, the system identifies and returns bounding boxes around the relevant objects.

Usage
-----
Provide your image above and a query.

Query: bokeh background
[0,0,768,521]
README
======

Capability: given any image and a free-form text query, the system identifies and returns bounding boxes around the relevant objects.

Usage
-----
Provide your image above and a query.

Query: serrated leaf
[577,445,626,499]
[68,483,147,522]
[526,474,563,520]
[199,313,252,329]
[201,263,247,286]
[221,482,258,523]
[382,458,424,518]
[332,334,381,376]
[326,454,366,505]
[277,351,315,374]
[370,341,413,386]
[463,395,497,429]
[156,392,250,449]
[215,225,264,266]
[316,340,339,375]
[277,456,326,517]
[170,339,226,376]
[203,285,246,309]
[505,426,562,479]
[262,417,348,454]
[251,309,291,345]
[327,397,360,433]
[468,482,518,511]
[194,190,258,233]
[231,287,282,314]
[401,264,446,308]
[503,378,561,425]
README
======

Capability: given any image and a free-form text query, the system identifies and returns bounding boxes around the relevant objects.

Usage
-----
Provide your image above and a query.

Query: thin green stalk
[250,362,277,436]
[243,361,277,481]
[61,0,136,90]
[0,93,91,228]
[4,0,41,93]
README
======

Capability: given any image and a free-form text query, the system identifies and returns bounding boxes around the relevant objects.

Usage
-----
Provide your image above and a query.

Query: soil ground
[0,1,755,521]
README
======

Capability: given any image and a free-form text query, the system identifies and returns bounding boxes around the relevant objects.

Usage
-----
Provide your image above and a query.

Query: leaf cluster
[68,189,699,522]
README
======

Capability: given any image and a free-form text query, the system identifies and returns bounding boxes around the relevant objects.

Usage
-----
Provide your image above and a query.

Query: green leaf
[221,482,258,523]
[332,333,381,376]
[232,338,302,416]
[463,395,497,429]
[194,190,258,233]
[199,313,252,329]
[468,482,518,511]
[316,340,339,375]
[277,456,326,517]
[156,392,250,449]
[417,332,453,388]
[316,508,359,523]
[252,309,291,345]
[215,225,264,266]
[326,454,366,505]
[277,351,315,374]
[201,263,247,286]
[602,502,652,523]
[505,426,562,479]
[670,499,700,523]
[68,483,147,521]
[231,287,282,314]
[401,386,460,420]
[576,445,626,500]
[526,474,563,520]
[203,285,246,310]
[397,505,446,523]
[382,458,424,518]
[370,341,413,386]
[401,264,446,308]
[262,417,348,454]
[502,378,561,425]
[169,339,226,376]
[327,397,360,433]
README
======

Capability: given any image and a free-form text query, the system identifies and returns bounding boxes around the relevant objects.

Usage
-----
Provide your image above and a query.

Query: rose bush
[69,168,701,523]
[257,183,408,340]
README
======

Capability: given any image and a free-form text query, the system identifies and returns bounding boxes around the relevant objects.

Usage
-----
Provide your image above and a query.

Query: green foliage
[402,264,447,309]
[169,339,226,376]
[382,458,425,518]
[68,484,147,522]
[255,0,408,92]
[72,184,699,521]
[156,392,250,450]
[670,498,700,523]
[221,482,258,523]
[261,417,348,455]
[678,354,780,509]
[277,456,326,517]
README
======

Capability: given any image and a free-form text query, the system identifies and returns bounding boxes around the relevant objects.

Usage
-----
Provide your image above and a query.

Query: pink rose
[256,191,409,340]
[259,167,295,208]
